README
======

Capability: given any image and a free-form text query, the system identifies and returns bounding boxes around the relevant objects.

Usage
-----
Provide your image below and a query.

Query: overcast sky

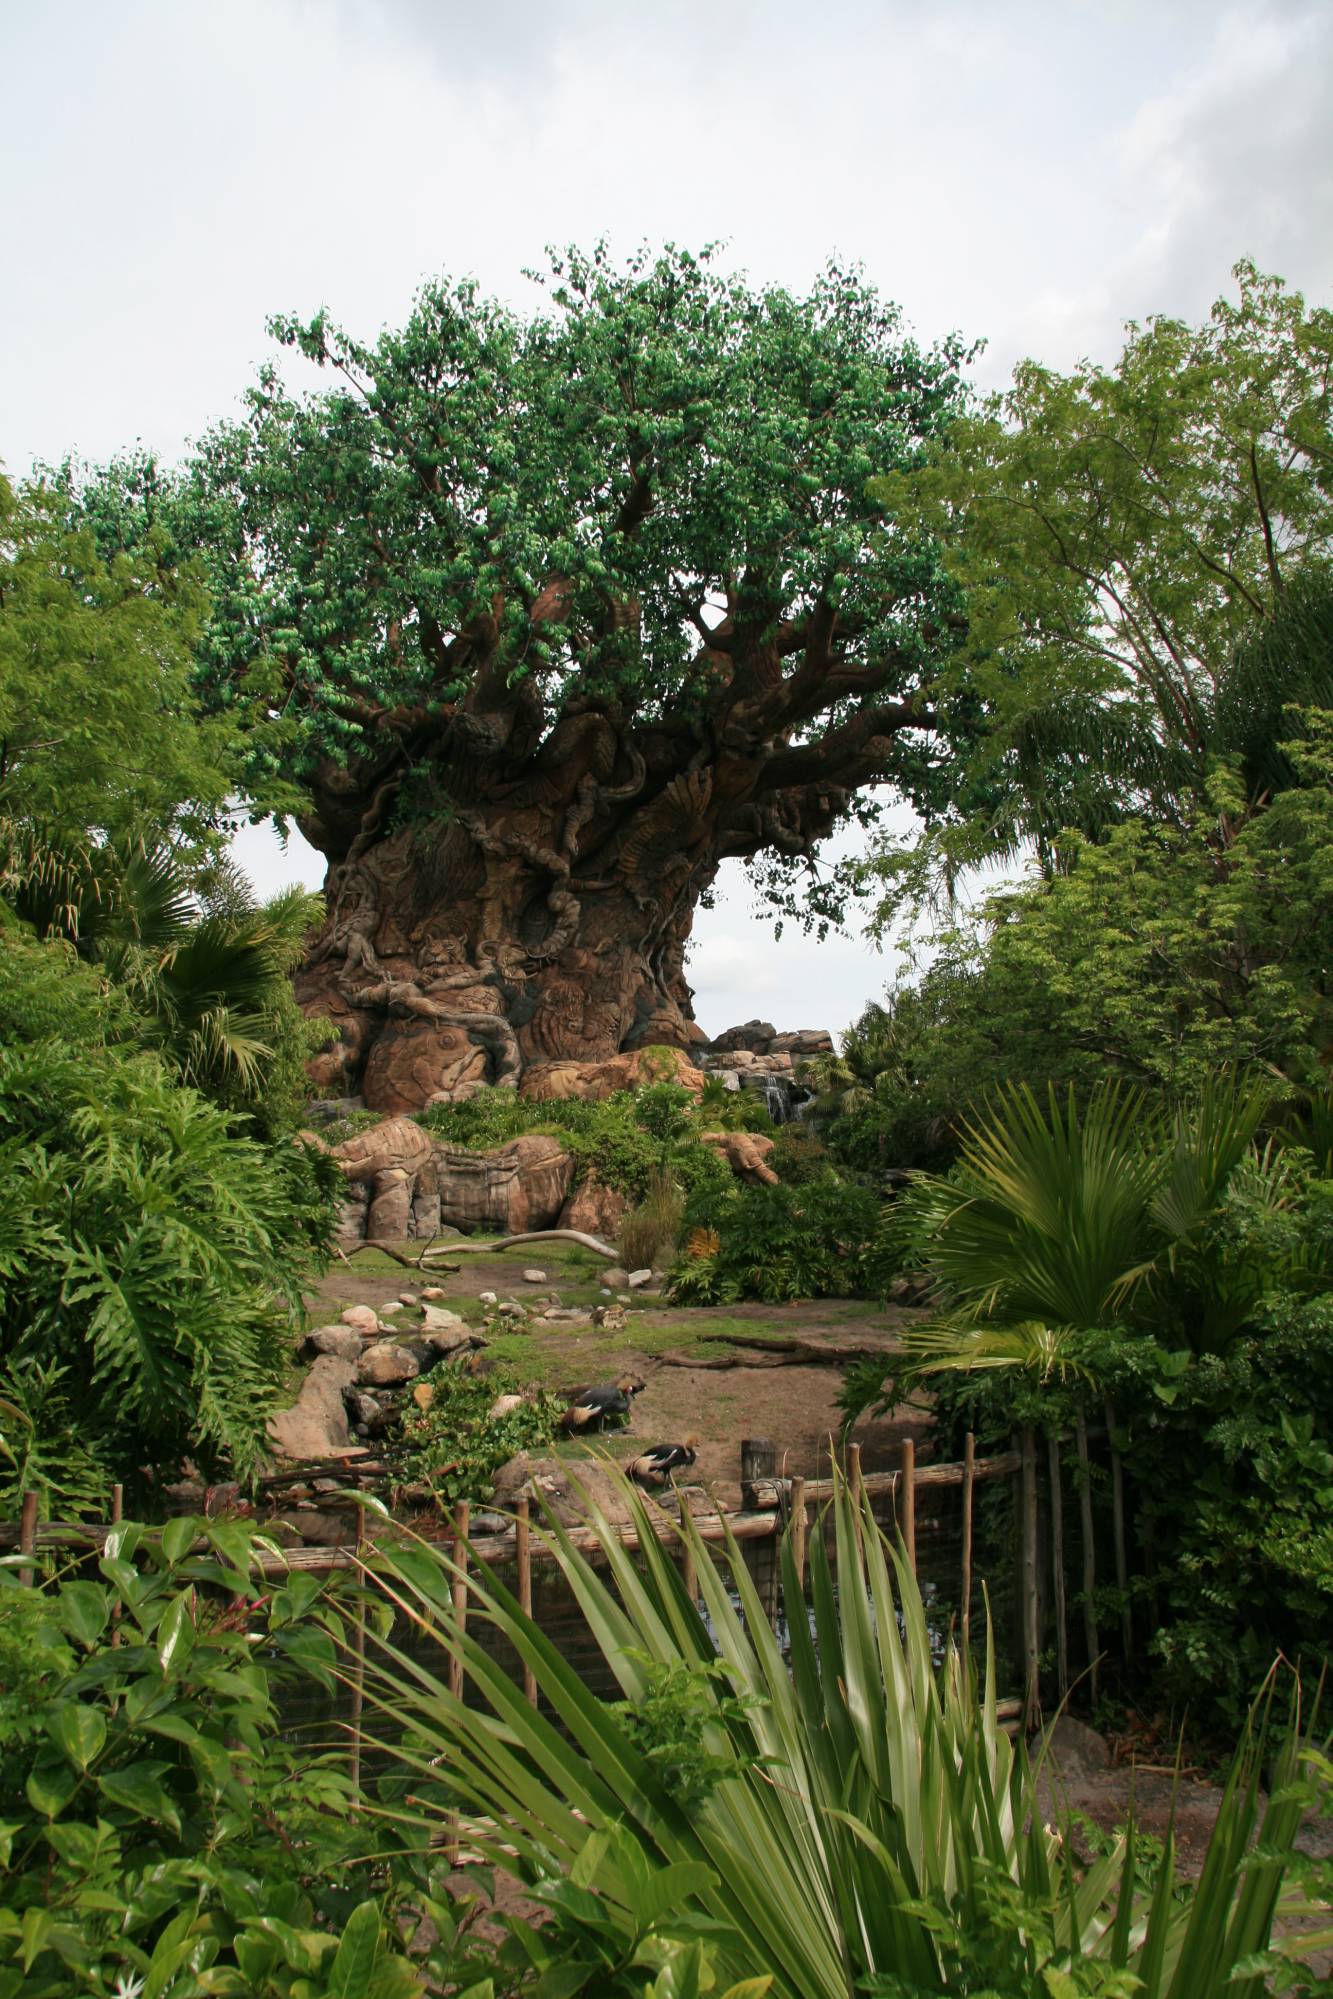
[5,0,1331,1038]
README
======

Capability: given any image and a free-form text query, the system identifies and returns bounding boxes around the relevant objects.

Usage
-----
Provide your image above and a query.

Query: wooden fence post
[900,1438,916,1575]
[740,1438,776,1509]
[1048,1433,1069,1701]
[449,1502,470,1704]
[1020,1428,1041,1729]
[18,1492,38,1588]
[789,1474,807,1599]
[1105,1399,1132,1662]
[348,1505,367,1792]
[1075,1411,1101,1705]
[961,1432,975,1655]
[515,1496,536,1708]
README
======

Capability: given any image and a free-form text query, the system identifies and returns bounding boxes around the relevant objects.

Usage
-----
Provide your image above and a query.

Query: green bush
[672,1171,880,1305]
[395,1363,564,1507]
[618,1168,686,1272]
[0,929,338,1509]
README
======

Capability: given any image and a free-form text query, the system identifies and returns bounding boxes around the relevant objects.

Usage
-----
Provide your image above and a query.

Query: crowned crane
[628,1439,699,1489]
[561,1373,645,1434]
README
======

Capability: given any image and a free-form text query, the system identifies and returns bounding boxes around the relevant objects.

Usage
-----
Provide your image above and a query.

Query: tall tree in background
[110,249,974,1110]
[871,261,1333,903]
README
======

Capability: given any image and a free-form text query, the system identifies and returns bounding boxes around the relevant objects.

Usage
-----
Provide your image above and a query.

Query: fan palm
[893,1072,1280,1382]
[354,1473,1320,1999]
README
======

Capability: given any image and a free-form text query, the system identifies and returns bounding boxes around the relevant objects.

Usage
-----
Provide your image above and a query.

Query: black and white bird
[561,1373,646,1434]
[628,1439,699,1489]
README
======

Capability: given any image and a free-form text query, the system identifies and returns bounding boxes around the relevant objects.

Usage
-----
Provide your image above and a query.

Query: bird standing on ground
[561,1373,645,1434]
[628,1439,699,1489]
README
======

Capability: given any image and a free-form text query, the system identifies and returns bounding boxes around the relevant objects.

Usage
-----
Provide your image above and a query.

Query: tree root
[419,1228,620,1261]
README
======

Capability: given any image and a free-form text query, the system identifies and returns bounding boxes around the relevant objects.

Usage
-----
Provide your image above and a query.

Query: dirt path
[311,1243,923,1507]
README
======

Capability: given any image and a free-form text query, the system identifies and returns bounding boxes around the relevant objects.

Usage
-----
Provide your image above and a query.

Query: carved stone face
[524,961,626,1061]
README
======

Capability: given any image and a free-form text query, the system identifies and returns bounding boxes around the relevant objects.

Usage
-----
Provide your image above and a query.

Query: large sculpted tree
[174,250,973,1109]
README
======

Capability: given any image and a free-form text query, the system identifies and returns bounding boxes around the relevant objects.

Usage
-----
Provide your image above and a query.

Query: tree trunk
[296,802,715,1113]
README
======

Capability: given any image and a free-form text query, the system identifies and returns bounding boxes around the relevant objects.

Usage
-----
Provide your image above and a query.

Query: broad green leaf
[98,1762,182,1834]
[49,1703,107,1771]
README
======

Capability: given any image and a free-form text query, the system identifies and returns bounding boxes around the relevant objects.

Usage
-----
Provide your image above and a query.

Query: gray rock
[358,1340,421,1387]
[346,1389,386,1431]
[270,1507,357,1549]
[522,1267,547,1283]
[340,1305,380,1336]
[379,1298,404,1314]
[398,1290,421,1307]
[1038,1715,1110,1779]
[420,1286,447,1302]
[603,1266,630,1291]
[268,1355,357,1459]
[367,1168,413,1242]
[627,1268,653,1289]
[478,1290,498,1306]
[421,1303,468,1334]
[302,1324,364,1362]
[498,1301,526,1320]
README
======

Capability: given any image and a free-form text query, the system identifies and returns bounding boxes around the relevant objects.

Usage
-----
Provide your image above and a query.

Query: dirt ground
[309,1239,927,1508]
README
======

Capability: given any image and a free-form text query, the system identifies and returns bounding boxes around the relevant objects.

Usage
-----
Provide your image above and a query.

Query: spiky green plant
[353,1473,1321,1999]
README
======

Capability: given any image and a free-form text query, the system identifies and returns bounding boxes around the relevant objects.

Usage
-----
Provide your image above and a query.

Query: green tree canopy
[872,261,1333,893]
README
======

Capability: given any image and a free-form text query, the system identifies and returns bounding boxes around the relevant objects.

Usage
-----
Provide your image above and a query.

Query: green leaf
[328,1901,384,1996]
[25,1757,80,1819]
[56,1581,110,1650]
[161,1516,198,1565]
[49,1703,107,1772]
[97,1761,182,1834]
[156,1591,196,1671]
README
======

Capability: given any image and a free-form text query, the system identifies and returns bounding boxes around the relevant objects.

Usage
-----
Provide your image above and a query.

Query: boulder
[421,1303,468,1334]
[768,1028,835,1056]
[435,1134,574,1233]
[602,1266,630,1291]
[411,1191,442,1237]
[1038,1716,1111,1779]
[560,1174,629,1240]
[331,1115,433,1184]
[335,1183,369,1248]
[479,1290,498,1306]
[627,1268,653,1289]
[367,1167,413,1242]
[270,1507,357,1548]
[347,1388,387,1432]
[700,1130,780,1186]
[523,1267,547,1283]
[340,1306,381,1336]
[710,1020,777,1055]
[268,1355,358,1459]
[302,1324,364,1362]
[520,1047,704,1104]
[420,1286,447,1302]
[358,1340,421,1387]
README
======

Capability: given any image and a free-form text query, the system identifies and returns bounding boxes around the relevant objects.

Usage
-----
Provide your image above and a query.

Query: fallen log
[658,1336,897,1370]
[419,1229,619,1262]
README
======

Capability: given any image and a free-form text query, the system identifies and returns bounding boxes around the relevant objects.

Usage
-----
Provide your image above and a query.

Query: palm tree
[891,1072,1288,1384]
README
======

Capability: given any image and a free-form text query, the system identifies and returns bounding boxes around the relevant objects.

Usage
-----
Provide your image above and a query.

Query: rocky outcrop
[700,1130,780,1186]
[268,1355,358,1459]
[560,1173,629,1240]
[436,1133,574,1233]
[521,1046,704,1103]
[332,1116,434,1183]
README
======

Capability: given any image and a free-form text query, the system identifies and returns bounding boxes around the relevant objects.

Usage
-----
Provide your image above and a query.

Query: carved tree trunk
[298,762,727,1112]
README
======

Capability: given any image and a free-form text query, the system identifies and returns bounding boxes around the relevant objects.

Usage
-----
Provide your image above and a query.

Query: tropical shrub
[0,1518,429,1998]
[394,1363,564,1509]
[858,1074,1333,1731]
[619,1168,686,1273]
[670,1171,879,1304]
[0,928,338,1508]
[358,1472,1327,1999]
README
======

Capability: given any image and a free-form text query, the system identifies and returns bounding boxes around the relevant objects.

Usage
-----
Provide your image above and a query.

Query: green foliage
[0,928,337,1506]
[867,1076,1333,1731]
[395,1363,563,1508]
[85,248,977,929]
[671,1171,879,1304]
[831,713,1333,1171]
[766,1123,832,1184]
[870,261,1333,896]
[0,473,241,856]
[0,1519,428,1999]
[619,1169,686,1273]
[359,1472,1323,1999]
